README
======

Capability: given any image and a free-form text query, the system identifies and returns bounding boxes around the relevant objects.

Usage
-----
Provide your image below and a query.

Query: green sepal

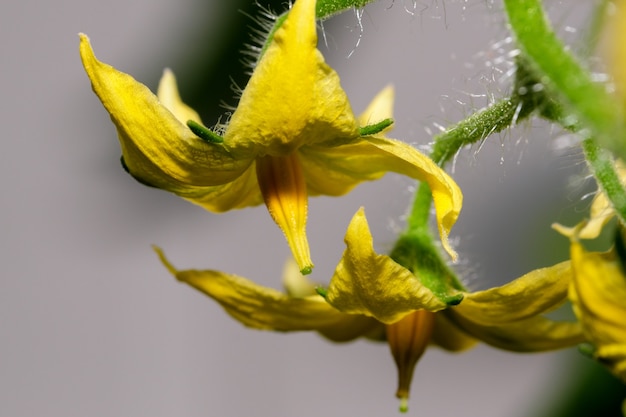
[578,342,597,358]
[359,118,394,137]
[187,120,224,144]
[390,230,466,305]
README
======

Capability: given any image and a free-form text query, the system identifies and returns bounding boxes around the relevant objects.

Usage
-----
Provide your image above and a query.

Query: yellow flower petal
[179,165,262,212]
[325,208,452,324]
[447,261,582,351]
[430,311,478,352]
[300,137,462,259]
[457,261,572,325]
[224,0,360,155]
[156,69,202,125]
[553,192,614,240]
[79,34,252,189]
[155,247,378,342]
[447,310,584,351]
[553,160,626,240]
[570,241,626,380]
[282,258,319,297]
[256,153,312,274]
[595,344,626,383]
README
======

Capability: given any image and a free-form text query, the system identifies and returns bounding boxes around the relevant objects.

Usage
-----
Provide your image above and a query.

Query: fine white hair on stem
[239,1,279,72]
[346,7,365,59]
[215,1,280,133]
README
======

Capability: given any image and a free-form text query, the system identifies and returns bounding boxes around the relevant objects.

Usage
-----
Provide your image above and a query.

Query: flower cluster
[79,0,626,412]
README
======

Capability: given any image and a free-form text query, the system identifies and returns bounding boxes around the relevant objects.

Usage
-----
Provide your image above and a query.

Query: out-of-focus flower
[157,208,582,411]
[568,237,626,383]
[555,195,626,386]
[79,0,462,274]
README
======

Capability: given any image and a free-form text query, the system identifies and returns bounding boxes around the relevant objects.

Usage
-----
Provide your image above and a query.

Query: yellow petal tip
[152,245,178,276]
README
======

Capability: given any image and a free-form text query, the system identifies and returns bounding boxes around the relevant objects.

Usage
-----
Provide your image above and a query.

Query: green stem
[583,139,626,226]
[503,0,626,160]
[400,97,533,292]
[407,96,533,233]
[260,0,378,57]
[430,99,524,166]
[316,0,375,19]
[390,227,466,296]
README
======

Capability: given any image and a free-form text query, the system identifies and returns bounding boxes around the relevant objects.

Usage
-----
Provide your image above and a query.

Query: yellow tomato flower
[79,0,462,274]
[555,209,626,386]
[156,208,583,411]
[568,238,626,383]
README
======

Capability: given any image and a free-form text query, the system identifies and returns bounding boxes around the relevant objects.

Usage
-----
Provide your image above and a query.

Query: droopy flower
[554,190,626,385]
[156,208,583,411]
[568,236,626,383]
[79,0,462,274]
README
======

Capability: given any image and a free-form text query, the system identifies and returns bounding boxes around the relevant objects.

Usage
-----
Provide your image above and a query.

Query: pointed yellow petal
[79,34,252,189]
[300,137,462,259]
[256,154,313,274]
[280,259,385,340]
[224,0,360,154]
[458,261,572,325]
[554,160,626,239]
[553,192,614,240]
[155,247,377,342]
[578,191,614,238]
[156,69,202,125]
[325,208,450,324]
[447,309,584,351]
[570,241,626,379]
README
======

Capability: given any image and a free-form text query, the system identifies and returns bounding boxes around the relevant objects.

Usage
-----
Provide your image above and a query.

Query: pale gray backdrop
[1,0,590,416]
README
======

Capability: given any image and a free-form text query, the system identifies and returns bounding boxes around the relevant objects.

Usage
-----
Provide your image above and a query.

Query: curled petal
[458,261,572,326]
[326,208,451,324]
[553,160,626,240]
[79,34,253,190]
[155,247,379,342]
[553,192,614,240]
[300,137,462,259]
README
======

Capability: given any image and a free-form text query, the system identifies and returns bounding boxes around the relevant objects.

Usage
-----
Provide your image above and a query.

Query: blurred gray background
[1,0,598,416]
